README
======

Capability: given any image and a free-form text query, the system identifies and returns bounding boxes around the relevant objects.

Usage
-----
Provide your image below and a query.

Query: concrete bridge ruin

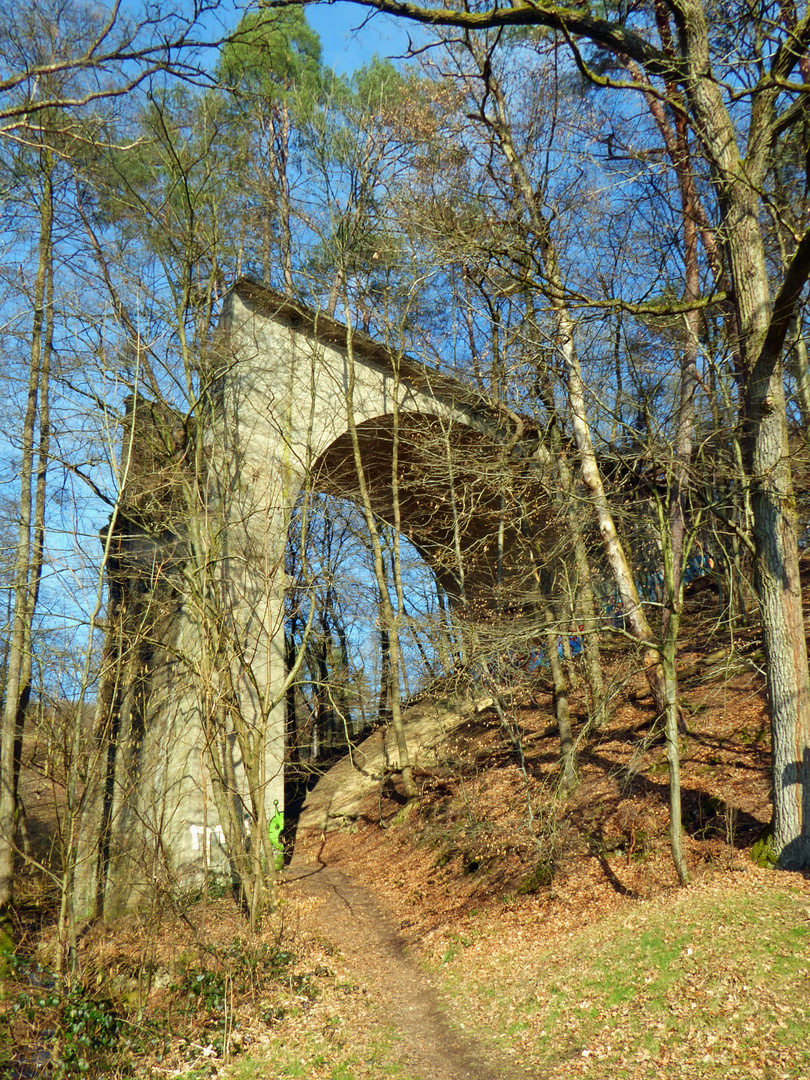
[76,279,551,918]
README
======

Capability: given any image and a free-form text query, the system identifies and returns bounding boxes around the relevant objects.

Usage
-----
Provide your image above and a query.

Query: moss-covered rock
[750,829,778,868]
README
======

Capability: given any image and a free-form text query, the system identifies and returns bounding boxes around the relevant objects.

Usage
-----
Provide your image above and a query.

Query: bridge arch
[79,280,548,916]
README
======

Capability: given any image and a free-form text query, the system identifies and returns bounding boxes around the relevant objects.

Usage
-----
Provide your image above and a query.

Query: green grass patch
[227,1025,414,1080]
[439,880,810,1078]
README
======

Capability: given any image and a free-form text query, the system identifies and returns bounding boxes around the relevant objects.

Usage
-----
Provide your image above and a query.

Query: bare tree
[0,136,54,926]
[296,0,810,869]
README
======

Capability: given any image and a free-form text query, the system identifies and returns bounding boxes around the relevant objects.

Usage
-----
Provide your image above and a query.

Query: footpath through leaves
[278,863,528,1080]
[5,642,810,1080]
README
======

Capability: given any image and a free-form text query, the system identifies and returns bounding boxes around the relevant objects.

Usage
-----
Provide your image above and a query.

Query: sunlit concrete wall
[80,281,505,917]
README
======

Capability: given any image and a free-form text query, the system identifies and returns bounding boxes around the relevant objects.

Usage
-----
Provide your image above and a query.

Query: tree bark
[542,591,577,793]
[531,373,607,729]
[0,152,54,924]
[662,602,689,885]
[343,312,417,799]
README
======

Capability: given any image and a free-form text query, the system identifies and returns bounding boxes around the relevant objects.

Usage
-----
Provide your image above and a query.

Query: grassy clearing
[228,1025,415,1080]
[437,875,810,1080]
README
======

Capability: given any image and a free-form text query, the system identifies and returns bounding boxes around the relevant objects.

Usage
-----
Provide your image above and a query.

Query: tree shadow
[589,849,641,898]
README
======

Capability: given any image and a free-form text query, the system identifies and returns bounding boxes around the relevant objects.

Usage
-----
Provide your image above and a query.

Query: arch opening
[84,284,558,918]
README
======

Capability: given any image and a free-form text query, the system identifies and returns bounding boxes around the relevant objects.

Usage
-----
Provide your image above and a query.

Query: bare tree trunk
[542,591,576,793]
[343,312,417,799]
[0,153,54,927]
[633,9,700,652]
[553,294,663,702]
[656,494,691,884]
[13,196,53,814]
[473,52,663,709]
[572,529,607,730]
[662,603,689,885]
[274,101,294,296]
[532,364,607,729]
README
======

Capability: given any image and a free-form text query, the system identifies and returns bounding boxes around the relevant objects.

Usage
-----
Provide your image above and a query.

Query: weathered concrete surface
[296,696,477,834]
[83,279,544,918]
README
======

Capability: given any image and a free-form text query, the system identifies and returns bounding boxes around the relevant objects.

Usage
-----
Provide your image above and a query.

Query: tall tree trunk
[0,153,54,927]
[343,312,417,799]
[542,590,577,792]
[533,361,607,728]
[662,601,689,885]
[676,0,810,865]
[571,530,607,729]
[14,214,53,802]
[274,101,294,296]
[632,25,702,761]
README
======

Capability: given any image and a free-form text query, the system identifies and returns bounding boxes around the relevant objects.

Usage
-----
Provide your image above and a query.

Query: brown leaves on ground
[7,625,809,1080]
[296,641,773,955]
[285,638,808,1079]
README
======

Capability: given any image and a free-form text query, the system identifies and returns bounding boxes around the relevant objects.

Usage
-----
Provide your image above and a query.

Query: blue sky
[304,1,424,74]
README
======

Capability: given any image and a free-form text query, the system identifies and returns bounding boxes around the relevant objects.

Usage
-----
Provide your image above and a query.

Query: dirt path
[283,861,532,1080]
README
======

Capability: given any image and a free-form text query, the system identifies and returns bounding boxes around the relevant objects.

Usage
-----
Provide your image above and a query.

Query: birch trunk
[478,57,663,707]
[532,377,607,729]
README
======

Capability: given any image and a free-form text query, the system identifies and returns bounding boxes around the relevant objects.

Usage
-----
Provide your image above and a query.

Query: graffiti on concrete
[189,824,226,851]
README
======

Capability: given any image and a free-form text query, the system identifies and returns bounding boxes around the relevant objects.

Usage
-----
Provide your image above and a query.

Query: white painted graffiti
[189,824,225,851]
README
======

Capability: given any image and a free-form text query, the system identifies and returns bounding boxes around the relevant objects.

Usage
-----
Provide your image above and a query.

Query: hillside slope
[6,628,810,1080]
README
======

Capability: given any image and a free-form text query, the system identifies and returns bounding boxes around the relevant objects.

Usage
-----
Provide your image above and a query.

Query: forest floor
[5,593,810,1079]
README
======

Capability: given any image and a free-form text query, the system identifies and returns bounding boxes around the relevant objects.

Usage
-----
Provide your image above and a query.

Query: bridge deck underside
[311,412,558,613]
